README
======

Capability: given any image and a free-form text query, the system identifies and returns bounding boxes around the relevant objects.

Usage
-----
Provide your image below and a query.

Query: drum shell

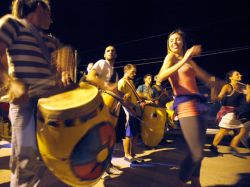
[0,102,11,141]
[101,92,121,127]
[37,84,115,187]
[140,105,167,147]
[166,100,178,129]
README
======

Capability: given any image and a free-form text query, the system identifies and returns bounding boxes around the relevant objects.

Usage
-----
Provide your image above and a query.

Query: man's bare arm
[0,41,9,87]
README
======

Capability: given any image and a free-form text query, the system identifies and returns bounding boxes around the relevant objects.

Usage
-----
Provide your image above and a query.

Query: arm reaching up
[158,45,202,82]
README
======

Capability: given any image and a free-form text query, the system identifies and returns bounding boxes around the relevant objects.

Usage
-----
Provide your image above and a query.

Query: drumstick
[101,90,144,123]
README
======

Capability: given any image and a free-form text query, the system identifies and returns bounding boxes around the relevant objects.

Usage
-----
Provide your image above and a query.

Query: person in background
[118,64,141,164]
[209,70,249,157]
[86,45,122,176]
[86,62,94,74]
[87,45,118,92]
[157,29,215,187]
[79,62,94,82]
[137,74,156,104]
[238,84,250,149]
[152,75,171,107]
[0,0,71,186]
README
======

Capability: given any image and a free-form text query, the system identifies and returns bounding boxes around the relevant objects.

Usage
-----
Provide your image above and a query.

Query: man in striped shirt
[0,0,71,186]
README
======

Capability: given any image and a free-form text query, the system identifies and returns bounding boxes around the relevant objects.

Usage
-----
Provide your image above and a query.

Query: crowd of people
[0,0,249,187]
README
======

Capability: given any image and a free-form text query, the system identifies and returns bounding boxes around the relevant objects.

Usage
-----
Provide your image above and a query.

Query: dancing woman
[157,29,213,187]
[209,70,249,156]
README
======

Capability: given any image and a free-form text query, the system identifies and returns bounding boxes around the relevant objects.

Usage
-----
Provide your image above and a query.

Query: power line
[115,57,163,64]
[115,60,163,69]
[78,45,250,68]
[199,46,250,57]
[113,46,250,69]
[81,16,249,55]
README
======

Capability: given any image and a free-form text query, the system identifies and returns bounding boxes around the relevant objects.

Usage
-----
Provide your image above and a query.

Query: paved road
[1,133,250,187]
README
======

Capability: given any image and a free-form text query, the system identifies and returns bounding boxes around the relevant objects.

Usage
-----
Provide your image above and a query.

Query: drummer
[137,74,157,104]
[118,64,141,163]
[87,45,119,92]
[86,45,123,176]
[0,1,72,186]
[79,62,94,82]
[152,75,171,107]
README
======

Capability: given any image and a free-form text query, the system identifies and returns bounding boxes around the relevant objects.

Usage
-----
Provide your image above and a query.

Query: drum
[166,100,179,129]
[37,82,116,187]
[101,90,121,127]
[140,104,167,147]
[0,97,11,141]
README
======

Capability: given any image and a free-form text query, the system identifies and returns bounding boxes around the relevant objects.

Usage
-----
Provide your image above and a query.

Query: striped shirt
[0,14,61,89]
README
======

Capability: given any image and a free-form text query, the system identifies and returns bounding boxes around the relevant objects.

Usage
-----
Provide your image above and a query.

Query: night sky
[1,0,250,83]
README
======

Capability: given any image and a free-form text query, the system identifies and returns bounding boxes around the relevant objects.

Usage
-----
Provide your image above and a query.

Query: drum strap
[123,78,143,103]
[110,70,118,83]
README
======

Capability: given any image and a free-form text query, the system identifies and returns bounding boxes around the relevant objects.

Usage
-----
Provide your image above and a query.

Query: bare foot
[124,154,133,160]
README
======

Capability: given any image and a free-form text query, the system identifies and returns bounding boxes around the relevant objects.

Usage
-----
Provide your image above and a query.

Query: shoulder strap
[226,83,235,97]
[110,69,118,83]
[123,78,143,102]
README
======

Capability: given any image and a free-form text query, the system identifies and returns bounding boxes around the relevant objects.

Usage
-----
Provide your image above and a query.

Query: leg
[209,128,229,154]
[228,127,248,158]
[178,115,207,184]
[131,136,138,157]
[9,101,45,187]
[212,128,229,146]
[230,127,248,156]
[123,107,139,159]
[123,136,133,159]
[240,121,250,148]
[230,127,247,148]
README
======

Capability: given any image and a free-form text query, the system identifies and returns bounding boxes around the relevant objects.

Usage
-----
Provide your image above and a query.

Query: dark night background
[1,0,250,84]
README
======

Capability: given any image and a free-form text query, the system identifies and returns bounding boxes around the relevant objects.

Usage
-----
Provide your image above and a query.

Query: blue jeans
[9,100,46,187]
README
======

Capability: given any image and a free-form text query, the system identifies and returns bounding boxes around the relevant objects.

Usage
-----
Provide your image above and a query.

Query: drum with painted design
[165,100,179,129]
[37,82,115,187]
[0,96,11,141]
[140,104,167,147]
[101,90,121,127]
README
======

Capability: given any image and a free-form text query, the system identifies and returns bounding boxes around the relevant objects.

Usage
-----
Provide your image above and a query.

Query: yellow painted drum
[101,90,121,127]
[0,101,11,141]
[166,100,178,129]
[140,105,167,147]
[37,82,116,187]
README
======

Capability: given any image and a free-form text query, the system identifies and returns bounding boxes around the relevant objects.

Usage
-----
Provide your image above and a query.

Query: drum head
[37,83,116,186]
[38,83,102,121]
